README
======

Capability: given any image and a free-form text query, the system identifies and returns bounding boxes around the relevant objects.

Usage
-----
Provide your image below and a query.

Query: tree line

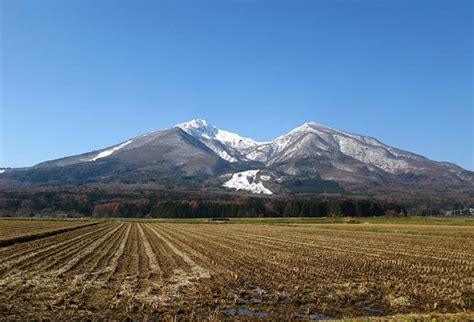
[150,199,406,218]
[0,188,407,218]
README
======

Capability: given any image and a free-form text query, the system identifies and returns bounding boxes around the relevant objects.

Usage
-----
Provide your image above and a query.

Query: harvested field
[0,221,473,320]
[297,223,474,238]
[0,219,95,246]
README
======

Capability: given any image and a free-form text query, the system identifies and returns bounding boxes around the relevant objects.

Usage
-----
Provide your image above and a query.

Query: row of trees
[0,188,407,218]
[150,199,404,218]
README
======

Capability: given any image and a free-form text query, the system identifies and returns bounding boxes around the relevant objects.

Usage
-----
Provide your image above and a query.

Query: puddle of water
[225,308,268,318]
[295,312,334,320]
[362,305,385,315]
[241,282,266,294]
[232,283,270,306]
[253,287,266,295]
[252,297,262,305]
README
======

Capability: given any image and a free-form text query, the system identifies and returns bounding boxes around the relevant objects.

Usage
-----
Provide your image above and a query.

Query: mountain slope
[177,119,260,162]
[3,128,232,187]
[239,122,472,188]
[36,127,228,173]
[1,119,472,197]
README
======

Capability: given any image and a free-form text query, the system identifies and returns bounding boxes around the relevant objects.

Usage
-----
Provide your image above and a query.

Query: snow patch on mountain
[177,119,424,174]
[337,137,412,173]
[210,148,238,162]
[223,170,273,194]
[238,121,422,174]
[293,123,420,173]
[177,119,260,162]
[90,140,133,161]
[0,169,5,174]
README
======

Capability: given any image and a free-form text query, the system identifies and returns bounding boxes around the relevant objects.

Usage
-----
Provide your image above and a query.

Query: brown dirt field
[0,219,93,242]
[302,223,474,238]
[0,221,472,320]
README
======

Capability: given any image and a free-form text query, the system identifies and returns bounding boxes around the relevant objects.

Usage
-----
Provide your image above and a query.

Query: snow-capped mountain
[176,119,260,162]
[176,120,472,188]
[257,122,426,172]
[1,119,472,198]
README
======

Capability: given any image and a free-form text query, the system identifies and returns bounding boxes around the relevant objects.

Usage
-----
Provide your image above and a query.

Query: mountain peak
[299,121,336,131]
[176,119,215,134]
[177,119,212,128]
[176,119,260,162]
[176,119,220,139]
[281,121,332,137]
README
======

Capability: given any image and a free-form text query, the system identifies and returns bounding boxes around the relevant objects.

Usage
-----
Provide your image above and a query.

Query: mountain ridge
[1,119,472,199]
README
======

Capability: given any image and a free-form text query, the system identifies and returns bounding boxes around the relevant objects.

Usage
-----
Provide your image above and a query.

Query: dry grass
[0,219,93,243]
[0,220,472,320]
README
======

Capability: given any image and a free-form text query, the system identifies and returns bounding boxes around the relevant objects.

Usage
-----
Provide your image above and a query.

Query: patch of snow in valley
[0,169,5,174]
[223,170,273,194]
[90,140,133,161]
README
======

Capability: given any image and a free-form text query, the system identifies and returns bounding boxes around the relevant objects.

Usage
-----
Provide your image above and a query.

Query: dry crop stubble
[0,220,472,319]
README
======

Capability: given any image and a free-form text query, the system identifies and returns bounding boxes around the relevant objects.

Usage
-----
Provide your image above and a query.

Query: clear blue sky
[1,0,473,170]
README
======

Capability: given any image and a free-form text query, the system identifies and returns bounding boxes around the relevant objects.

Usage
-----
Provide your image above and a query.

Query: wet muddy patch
[224,308,268,318]
[362,304,385,315]
[294,312,335,320]
[228,282,274,306]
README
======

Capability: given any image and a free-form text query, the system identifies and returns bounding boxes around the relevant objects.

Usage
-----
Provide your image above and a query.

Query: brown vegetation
[0,221,472,319]
[0,219,92,245]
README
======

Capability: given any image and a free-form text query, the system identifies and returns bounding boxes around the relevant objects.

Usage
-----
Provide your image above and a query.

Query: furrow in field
[205,224,473,269]
[71,222,133,315]
[19,223,118,274]
[0,223,123,301]
[246,225,474,275]
[161,224,471,289]
[53,223,125,277]
[0,223,114,278]
[143,225,214,275]
[161,224,348,280]
[0,223,112,269]
[146,225,193,275]
[0,220,96,244]
[0,222,101,248]
[145,224,211,303]
[119,223,162,314]
[115,223,142,314]
[233,230,470,272]
[140,223,187,279]
[146,224,210,279]
[266,225,474,260]
[106,223,141,314]
[165,224,472,317]
[137,223,162,278]
[98,223,133,284]
[49,222,129,307]
[155,224,289,284]
[1,220,472,320]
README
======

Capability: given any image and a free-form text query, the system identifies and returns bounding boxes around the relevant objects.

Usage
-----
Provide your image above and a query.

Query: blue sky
[1,0,473,170]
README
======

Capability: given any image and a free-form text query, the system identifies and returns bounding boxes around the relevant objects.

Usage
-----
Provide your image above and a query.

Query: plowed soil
[0,219,92,242]
[0,221,472,320]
